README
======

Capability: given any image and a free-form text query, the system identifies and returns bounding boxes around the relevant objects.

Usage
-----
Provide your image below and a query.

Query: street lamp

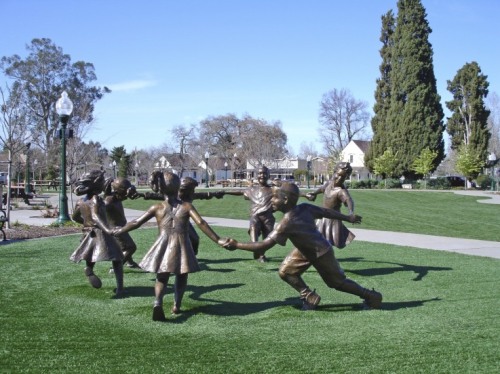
[112,160,117,178]
[25,143,31,194]
[135,162,139,185]
[306,155,312,189]
[224,161,228,182]
[233,153,238,187]
[204,151,210,188]
[487,152,498,191]
[55,91,73,224]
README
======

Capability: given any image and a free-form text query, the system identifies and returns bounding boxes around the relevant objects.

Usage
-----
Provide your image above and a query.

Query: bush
[346,179,380,189]
[374,178,401,189]
[476,174,493,190]
[427,177,451,190]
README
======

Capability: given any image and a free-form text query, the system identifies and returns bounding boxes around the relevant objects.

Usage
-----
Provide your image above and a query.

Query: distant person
[224,182,382,311]
[224,166,274,262]
[306,162,355,249]
[112,171,229,321]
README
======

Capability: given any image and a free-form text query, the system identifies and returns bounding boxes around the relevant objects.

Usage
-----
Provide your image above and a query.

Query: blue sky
[1,0,499,155]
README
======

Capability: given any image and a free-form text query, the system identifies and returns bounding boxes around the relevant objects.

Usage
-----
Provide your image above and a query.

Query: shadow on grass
[318,297,442,312]
[341,256,452,281]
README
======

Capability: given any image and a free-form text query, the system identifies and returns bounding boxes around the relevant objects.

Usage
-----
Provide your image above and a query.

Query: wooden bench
[402,184,413,189]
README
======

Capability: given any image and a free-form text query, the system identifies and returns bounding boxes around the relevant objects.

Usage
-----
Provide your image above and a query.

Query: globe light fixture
[205,151,210,188]
[487,152,497,191]
[55,91,73,224]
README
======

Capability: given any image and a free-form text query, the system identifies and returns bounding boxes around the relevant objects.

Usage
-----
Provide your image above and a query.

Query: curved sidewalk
[4,191,500,259]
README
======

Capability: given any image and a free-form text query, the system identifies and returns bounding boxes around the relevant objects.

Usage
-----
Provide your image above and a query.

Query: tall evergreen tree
[385,0,445,177]
[365,10,395,171]
[446,61,490,163]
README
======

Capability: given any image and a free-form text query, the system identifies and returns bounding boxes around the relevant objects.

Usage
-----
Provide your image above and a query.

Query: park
[1,187,499,372]
[1,0,499,372]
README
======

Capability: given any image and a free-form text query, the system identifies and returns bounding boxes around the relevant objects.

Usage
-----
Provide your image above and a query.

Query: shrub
[476,174,492,190]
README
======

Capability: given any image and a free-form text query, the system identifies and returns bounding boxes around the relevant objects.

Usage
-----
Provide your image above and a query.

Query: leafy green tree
[446,61,490,164]
[373,148,398,187]
[0,38,110,164]
[412,147,438,188]
[385,0,445,177]
[455,143,483,187]
[110,146,131,178]
[365,10,395,171]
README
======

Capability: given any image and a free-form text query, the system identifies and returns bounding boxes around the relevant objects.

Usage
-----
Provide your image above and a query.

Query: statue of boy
[224,182,382,310]
[224,165,274,262]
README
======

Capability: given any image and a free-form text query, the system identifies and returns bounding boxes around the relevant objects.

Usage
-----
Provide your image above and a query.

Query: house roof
[352,140,371,154]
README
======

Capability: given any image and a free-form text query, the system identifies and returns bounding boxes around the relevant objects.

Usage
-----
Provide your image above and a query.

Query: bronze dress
[70,195,124,263]
[139,201,200,274]
[315,185,355,249]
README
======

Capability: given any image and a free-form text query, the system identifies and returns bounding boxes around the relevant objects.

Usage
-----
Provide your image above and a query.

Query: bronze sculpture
[70,170,125,297]
[306,162,355,249]
[140,171,224,255]
[112,171,228,321]
[104,177,141,269]
[224,182,382,310]
[224,165,274,262]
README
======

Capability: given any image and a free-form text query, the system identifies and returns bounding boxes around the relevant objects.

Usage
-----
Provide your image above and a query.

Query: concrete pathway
[3,190,499,259]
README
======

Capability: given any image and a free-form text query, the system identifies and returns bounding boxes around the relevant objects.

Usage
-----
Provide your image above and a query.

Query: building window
[349,154,354,163]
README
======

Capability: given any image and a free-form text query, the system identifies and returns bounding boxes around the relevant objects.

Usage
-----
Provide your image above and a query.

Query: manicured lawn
[125,189,500,241]
[1,226,499,373]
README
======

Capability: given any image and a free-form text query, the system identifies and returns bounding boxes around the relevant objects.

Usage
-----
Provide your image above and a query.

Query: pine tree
[446,61,490,163]
[365,10,395,172]
[385,0,445,178]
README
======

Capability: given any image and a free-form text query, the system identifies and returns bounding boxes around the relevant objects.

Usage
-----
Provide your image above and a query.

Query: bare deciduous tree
[0,85,31,227]
[318,88,370,158]
[487,92,500,154]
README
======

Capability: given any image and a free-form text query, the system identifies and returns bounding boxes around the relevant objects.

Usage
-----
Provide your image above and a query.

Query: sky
[1,0,499,156]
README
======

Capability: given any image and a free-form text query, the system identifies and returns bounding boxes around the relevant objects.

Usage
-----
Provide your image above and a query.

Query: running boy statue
[223,182,382,310]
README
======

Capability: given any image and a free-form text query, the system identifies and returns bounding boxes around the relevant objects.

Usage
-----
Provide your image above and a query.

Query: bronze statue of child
[104,177,141,270]
[70,170,125,297]
[306,161,356,249]
[224,165,274,262]
[140,172,224,256]
[112,171,229,321]
[224,182,382,310]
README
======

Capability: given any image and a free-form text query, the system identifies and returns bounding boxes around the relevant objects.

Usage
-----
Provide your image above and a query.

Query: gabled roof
[352,140,371,153]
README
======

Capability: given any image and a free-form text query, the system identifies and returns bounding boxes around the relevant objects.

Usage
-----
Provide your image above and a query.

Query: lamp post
[306,155,312,189]
[224,161,228,182]
[135,162,139,185]
[24,143,31,194]
[33,159,38,181]
[233,153,238,187]
[487,152,498,191]
[55,91,73,224]
[204,151,209,188]
[112,160,117,178]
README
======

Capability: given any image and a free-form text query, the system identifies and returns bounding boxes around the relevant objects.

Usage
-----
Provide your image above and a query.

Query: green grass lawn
[125,189,500,241]
[1,226,499,373]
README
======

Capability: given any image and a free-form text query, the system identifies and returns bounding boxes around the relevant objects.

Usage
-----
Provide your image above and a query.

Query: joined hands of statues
[305,193,316,202]
[221,238,238,251]
[350,214,362,224]
[111,227,123,236]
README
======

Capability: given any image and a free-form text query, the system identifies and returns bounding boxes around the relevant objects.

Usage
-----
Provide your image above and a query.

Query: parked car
[445,176,466,187]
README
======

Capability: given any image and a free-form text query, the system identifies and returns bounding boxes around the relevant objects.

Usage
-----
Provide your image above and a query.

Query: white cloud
[107,79,158,93]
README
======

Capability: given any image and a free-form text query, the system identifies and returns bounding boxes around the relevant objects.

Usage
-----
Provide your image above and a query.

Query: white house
[341,140,372,180]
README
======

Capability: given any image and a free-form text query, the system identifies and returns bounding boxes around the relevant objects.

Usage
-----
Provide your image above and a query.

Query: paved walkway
[3,190,500,259]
